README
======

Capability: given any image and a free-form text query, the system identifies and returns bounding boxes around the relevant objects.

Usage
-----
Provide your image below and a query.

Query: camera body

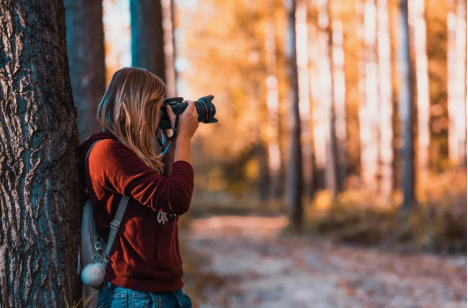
[159,95,218,129]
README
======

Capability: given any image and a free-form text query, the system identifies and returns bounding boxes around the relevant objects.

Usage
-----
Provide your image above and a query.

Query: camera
[159,95,218,129]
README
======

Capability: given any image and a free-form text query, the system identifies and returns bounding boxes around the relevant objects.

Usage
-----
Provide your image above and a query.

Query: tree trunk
[360,0,380,192]
[315,0,339,197]
[65,0,106,142]
[309,14,327,193]
[447,0,467,167]
[411,0,431,173]
[296,0,313,198]
[307,11,322,199]
[341,0,362,180]
[377,0,394,199]
[331,0,347,192]
[425,0,449,173]
[287,0,303,230]
[0,1,82,307]
[398,0,416,211]
[130,0,166,81]
[389,0,400,195]
[161,0,177,97]
[265,0,283,199]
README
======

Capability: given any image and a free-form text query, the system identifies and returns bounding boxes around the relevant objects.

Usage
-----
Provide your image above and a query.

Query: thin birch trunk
[447,0,467,166]
[265,0,282,199]
[377,0,394,198]
[412,0,431,172]
[360,0,380,191]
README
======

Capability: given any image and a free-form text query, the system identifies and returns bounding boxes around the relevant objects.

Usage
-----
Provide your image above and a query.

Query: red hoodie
[77,132,194,292]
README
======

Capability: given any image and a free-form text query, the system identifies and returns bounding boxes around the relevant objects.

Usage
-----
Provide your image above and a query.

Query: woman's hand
[177,100,199,140]
[172,100,199,164]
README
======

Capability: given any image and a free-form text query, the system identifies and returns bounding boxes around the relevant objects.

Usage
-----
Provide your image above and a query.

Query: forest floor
[180,215,467,308]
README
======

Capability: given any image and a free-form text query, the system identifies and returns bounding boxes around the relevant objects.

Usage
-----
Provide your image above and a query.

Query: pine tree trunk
[65,0,106,142]
[287,0,303,230]
[309,15,327,192]
[389,0,401,193]
[426,0,449,172]
[377,0,394,199]
[315,0,339,197]
[265,0,282,199]
[296,0,313,198]
[411,0,431,173]
[341,0,362,180]
[161,0,177,97]
[130,0,166,80]
[360,0,380,192]
[398,0,416,211]
[0,1,82,307]
[447,0,467,167]
[331,0,347,192]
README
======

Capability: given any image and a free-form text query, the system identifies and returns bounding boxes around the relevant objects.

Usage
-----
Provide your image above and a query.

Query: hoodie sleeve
[88,139,194,215]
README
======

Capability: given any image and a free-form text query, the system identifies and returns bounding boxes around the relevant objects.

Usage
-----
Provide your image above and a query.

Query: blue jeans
[97,282,192,308]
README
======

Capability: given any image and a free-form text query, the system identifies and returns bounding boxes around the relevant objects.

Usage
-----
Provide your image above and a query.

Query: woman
[77,67,198,308]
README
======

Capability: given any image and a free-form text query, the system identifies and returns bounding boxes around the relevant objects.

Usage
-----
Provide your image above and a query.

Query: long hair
[97,67,166,173]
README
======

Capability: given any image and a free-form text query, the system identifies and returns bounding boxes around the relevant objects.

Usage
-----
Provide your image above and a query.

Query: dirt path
[181,215,466,308]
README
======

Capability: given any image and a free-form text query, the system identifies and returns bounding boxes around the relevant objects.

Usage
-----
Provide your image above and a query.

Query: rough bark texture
[0,0,82,307]
[287,0,303,230]
[398,0,416,211]
[130,0,166,82]
[65,0,106,143]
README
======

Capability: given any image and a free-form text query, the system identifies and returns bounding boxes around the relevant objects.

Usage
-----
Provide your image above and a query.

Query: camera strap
[157,104,181,156]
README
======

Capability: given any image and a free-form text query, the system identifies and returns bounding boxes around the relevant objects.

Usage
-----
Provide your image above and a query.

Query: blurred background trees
[86,0,465,250]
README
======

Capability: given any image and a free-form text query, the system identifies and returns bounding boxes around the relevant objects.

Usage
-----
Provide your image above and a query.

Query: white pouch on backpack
[78,141,129,306]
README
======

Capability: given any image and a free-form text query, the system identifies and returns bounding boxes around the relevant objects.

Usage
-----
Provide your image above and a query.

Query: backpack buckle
[110,220,120,231]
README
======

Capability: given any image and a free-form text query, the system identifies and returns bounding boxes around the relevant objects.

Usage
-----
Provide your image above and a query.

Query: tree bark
[360,0,380,192]
[287,0,303,230]
[0,1,82,307]
[296,0,313,199]
[398,0,416,211]
[377,0,394,199]
[130,0,166,81]
[341,0,362,180]
[265,0,283,199]
[307,10,323,199]
[331,0,347,192]
[161,0,177,97]
[315,0,339,197]
[65,0,106,142]
[425,0,449,173]
[447,0,467,167]
[411,0,431,173]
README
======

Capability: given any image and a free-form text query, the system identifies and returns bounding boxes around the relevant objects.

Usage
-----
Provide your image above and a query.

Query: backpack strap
[104,196,129,262]
[85,140,130,264]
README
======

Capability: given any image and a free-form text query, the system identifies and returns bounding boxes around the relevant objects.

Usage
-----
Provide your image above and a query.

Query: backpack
[77,140,130,305]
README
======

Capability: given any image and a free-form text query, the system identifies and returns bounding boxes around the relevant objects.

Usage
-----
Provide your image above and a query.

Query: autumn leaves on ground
[180,215,466,308]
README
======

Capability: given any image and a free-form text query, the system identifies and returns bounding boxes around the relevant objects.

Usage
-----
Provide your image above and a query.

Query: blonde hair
[97,67,166,173]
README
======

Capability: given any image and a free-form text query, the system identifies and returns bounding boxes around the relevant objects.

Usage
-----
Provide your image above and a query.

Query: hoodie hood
[77,131,119,186]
